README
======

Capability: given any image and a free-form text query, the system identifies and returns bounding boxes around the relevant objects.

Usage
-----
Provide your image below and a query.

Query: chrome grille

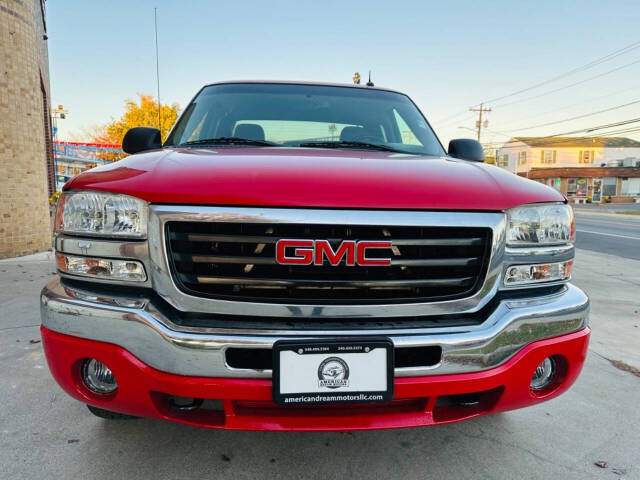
[166,222,491,303]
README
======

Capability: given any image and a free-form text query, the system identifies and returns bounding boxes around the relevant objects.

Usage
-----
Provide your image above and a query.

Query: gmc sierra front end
[41,82,589,431]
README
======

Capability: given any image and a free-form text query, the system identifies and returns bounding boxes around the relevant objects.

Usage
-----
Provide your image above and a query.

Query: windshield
[165,83,444,156]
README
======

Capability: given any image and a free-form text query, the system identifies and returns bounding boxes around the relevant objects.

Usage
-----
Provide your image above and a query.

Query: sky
[47,0,640,148]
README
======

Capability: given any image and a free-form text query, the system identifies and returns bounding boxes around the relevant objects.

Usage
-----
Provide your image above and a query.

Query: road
[574,210,640,260]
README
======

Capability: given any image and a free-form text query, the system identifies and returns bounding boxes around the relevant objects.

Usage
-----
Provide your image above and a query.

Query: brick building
[524,167,640,204]
[0,0,54,258]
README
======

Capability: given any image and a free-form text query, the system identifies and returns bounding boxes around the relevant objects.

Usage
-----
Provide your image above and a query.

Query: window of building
[541,150,556,164]
[498,154,509,167]
[567,178,587,197]
[621,177,640,196]
[518,151,527,165]
[579,150,594,163]
[602,177,618,197]
[548,178,561,191]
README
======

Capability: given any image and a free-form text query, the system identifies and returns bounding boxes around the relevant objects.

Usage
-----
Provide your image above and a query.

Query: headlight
[507,203,574,246]
[55,191,148,238]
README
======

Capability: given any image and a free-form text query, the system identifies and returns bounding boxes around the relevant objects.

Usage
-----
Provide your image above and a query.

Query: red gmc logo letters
[276,239,392,266]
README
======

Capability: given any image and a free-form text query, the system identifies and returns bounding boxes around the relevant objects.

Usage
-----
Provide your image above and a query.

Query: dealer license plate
[273,339,394,405]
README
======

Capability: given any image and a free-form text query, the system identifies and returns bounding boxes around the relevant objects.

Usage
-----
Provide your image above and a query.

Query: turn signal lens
[56,253,146,282]
[504,260,572,286]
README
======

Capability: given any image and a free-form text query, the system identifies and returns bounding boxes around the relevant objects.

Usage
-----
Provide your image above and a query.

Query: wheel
[86,404,139,420]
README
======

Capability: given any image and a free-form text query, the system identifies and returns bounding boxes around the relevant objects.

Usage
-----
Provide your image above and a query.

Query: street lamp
[51,105,68,192]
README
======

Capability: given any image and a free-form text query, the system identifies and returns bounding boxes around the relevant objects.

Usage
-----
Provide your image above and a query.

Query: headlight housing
[55,191,148,238]
[507,203,574,246]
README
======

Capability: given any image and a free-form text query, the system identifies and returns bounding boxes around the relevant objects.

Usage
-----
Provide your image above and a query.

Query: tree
[99,94,180,144]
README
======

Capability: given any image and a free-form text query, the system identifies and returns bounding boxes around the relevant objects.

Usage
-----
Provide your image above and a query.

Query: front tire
[86,405,139,420]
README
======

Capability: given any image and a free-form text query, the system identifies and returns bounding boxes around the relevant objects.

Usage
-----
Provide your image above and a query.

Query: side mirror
[122,127,162,154]
[448,139,484,162]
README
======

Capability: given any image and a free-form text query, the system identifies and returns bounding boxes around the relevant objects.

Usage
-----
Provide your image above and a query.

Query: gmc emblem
[276,239,392,266]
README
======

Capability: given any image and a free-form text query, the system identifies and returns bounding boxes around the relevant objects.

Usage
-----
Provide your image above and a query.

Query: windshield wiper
[179,137,278,147]
[298,140,407,153]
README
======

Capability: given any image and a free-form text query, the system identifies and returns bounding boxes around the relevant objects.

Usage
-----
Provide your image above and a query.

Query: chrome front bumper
[41,277,589,379]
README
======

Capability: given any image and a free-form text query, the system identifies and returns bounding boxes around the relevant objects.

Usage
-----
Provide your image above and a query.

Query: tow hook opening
[433,387,504,423]
[151,393,226,426]
[168,396,204,411]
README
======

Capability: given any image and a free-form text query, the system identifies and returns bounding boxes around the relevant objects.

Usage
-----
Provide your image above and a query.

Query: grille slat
[166,221,491,303]
[179,274,475,288]
[169,232,484,247]
[174,253,480,267]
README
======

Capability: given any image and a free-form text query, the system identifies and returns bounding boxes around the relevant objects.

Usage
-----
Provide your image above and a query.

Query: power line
[439,41,640,131]
[434,109,470,124]
[493,57,640,108]
[437,113,478,129]
[437,42,640,138]
[487,118,640,149]
[478,40,640,106]
[491,132,640,149]
[459,125,512,139]
[549,117,640,136]
[499,99,640,133]
[494,85,640,126]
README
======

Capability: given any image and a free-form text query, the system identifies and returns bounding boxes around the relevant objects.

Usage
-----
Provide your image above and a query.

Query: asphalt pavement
[1,245,639,479]
[574,210,640,260]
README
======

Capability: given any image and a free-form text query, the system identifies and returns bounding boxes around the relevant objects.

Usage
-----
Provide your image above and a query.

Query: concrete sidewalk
[573,250,640,371]
[573,203,640,213]
[0,250,638,479]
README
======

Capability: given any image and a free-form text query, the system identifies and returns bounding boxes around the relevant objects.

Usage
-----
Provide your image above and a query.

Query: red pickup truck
[41,81,589,431]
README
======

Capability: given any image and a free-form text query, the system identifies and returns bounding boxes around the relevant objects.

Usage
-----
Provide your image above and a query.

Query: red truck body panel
[68,147,564,210]
[41,326,589,431]
[46,82,584,431]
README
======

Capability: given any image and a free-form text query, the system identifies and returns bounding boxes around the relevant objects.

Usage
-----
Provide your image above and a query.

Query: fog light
[82,359,118,394]
[530,357,557,390]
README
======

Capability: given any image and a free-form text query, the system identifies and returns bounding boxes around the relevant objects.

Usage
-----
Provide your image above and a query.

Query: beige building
[496,137,640,174]
[496,137,640,203]
[0,0,54,258]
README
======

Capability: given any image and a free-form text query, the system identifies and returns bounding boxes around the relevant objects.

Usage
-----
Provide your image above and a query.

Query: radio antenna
[154,7,162,137]
[366,71,374,87]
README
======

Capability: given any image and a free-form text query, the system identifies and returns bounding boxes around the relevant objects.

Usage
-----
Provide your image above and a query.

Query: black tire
[86,404,139,420]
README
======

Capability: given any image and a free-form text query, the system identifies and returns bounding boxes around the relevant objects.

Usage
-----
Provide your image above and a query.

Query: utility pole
[51,105,68,192]
[469,103,492,141]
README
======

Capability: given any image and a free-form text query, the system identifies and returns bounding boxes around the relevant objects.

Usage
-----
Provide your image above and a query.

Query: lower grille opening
[225,346,442,370]
[432,386,504,423]
[232,398,429,417]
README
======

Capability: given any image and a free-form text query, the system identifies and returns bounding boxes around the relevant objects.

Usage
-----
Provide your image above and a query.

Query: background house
[496,137,640,203]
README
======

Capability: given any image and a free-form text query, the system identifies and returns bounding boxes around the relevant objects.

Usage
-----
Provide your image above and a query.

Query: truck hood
[68,147,564,211]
